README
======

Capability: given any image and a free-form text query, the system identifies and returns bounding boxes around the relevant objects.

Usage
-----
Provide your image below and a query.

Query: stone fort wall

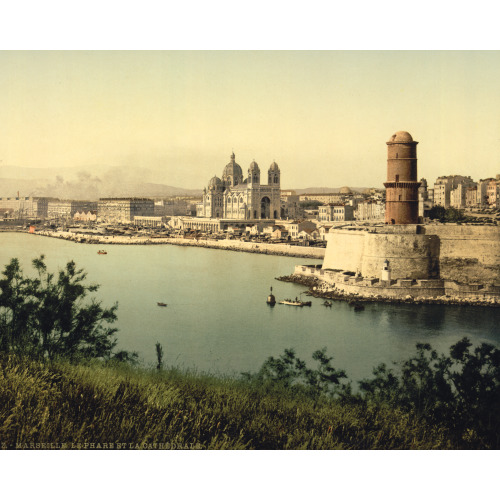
[423,225,500,284]
[323,224,500,284]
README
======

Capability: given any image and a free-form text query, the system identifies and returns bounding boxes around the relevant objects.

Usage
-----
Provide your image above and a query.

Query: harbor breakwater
[23,230,325,260]
[281,266,500,307]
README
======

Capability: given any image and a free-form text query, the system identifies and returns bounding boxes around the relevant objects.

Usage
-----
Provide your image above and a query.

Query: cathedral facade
[197,153,281,220]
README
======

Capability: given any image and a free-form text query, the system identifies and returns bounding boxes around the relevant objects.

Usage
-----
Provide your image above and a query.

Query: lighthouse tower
[384,131,421,224]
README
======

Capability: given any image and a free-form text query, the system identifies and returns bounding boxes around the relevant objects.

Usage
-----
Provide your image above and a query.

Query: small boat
[157,302,167,307]
[97,250,107,255]
[323,300,332,307]
[279,298,312,307]
[279,299,304,307]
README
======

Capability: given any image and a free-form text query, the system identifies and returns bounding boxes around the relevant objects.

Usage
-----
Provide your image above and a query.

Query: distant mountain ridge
[0,165,377,199]
[290,187,373,194]
[0,165,202,199]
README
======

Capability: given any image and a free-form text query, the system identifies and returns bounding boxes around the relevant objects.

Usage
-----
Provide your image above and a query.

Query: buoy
[267,286,276,306]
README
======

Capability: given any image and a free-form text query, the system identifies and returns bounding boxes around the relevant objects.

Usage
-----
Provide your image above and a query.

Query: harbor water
[1,232,499,382]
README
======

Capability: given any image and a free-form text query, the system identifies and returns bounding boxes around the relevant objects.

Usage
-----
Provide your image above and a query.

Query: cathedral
[197,152,281,220]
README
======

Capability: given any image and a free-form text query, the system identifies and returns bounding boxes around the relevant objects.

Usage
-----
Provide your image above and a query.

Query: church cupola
[268,161,280,186]
[248,160,260,186]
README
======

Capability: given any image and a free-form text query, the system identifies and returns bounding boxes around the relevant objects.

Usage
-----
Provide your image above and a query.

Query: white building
[319,203,355,222]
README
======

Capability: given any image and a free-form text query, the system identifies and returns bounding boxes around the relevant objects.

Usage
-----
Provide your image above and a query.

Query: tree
[428,205,470,223]
[155,342,164,371]
[242,347,349,398]
[0,255,121,361]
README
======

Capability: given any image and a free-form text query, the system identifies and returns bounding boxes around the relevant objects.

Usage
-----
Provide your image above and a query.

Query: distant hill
[290,187,374,195]
[0,165,202,200]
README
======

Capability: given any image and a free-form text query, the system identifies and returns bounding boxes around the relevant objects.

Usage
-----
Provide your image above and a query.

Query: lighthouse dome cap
[388,131,414,143]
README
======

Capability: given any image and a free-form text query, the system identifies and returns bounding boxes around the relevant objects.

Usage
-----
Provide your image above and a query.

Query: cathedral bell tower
[248,160,260,187]
[384,131,421,224]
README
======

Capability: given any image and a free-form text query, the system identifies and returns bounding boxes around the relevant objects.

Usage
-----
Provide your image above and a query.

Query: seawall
[423,225,500,284]
[323,224,500,284]
[28,230,325,259]
[292,265,500,306]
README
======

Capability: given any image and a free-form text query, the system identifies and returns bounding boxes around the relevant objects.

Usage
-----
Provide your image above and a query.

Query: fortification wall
[322,230,365,272]
[424,225,500,284]
[322,229,439,279]
[360,232,439,279]
[323,225,500,284]
[294,265,500,304]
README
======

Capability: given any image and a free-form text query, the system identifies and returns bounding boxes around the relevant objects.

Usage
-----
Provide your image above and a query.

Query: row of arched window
[226,196,245,205]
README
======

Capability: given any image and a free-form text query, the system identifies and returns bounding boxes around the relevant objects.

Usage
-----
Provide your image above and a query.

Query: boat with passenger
[279,297,312,307]
[97,250,107,255]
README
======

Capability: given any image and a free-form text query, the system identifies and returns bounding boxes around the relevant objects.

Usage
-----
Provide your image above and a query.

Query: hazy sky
[1,51,500,189]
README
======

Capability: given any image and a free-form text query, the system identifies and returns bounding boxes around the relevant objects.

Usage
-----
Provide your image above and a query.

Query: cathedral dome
[269,161,279,171]
[208,175,222,189]
[222,152,243,180]
[339,186,352,194]
[388,131,414,143]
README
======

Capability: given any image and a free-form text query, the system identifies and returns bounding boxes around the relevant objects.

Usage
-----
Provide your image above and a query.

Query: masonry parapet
[293,264,500,303]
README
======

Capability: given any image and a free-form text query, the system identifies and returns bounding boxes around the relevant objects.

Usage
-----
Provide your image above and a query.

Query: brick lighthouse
[384,131,421,224]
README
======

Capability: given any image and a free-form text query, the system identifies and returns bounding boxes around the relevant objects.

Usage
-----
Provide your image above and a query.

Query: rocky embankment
[23,230,324,260]
[276,274,500,308]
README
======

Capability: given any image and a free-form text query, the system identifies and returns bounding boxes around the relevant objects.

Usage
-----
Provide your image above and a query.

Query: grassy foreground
[0,353,458,450]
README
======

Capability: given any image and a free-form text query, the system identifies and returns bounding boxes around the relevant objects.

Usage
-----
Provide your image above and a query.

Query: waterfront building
[355,200,385,221]
[73,211,97,222]
[245,222,273,235]
[465,186,478,208]
[98,198,154,223]
[450,179,476,209]
[197,153,281,220]
[299,192,349,204]
[318,226,330,240]
[278,220,317,239]
[384,131,421,224]
[418,178,434,218]
[133,216,168,227]
[433,175,474,208]
[271,226,289,239]
[476,179,492,208]
[47,200,98,220]
[298,227,320,240]
[318,203,355,222]
[280,192,302,219]
[0,196,49,219]
[487,178,500,207]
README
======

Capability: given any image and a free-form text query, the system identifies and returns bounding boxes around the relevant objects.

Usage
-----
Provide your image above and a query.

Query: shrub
[0,255,124,362]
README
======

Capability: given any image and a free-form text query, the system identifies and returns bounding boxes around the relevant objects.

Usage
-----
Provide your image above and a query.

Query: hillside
[0,354,466,450]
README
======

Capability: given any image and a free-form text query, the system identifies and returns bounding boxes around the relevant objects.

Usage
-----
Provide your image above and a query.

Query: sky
[1,50,500,190]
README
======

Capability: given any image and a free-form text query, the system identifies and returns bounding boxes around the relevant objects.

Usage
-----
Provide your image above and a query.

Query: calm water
[1,232,499,382]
